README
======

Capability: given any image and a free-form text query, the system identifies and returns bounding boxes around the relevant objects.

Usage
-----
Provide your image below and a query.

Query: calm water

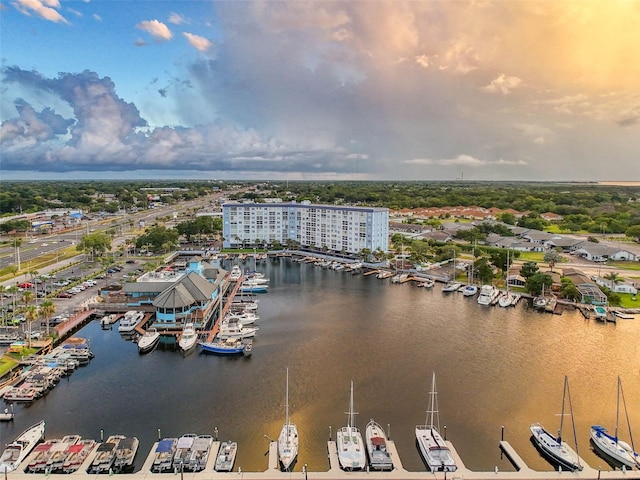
[2,258,639,473]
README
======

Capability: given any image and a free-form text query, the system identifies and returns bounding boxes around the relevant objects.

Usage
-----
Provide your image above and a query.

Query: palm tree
[25,304,38,347]
[604,272,623,287]
[39,300,56,336]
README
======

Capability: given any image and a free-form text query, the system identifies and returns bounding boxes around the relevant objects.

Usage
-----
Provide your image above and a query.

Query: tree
[626,225,640,242]
[526,272,553,295]
[76,232,112,260]
[520,261,539,279]
[543,250,563,272]
[559,277,580,302]
[39,300,55,336]
[474,257,494,285]
[604,272,623,285]
[24,304,38,347]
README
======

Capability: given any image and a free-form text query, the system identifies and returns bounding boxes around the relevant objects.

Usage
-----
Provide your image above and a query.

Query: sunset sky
[1,0,639,181]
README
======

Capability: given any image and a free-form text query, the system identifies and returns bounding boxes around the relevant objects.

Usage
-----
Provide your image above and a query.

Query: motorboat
[336,381,366,471]
[415,373,457,472]
[45,434,81,472]
[225,311,259,325]
[278,368,298,471]
[239,280,269,293]
[417,279,435,288]
[151,437,177,473]
[88,435,125,473]
[199,337,252,356]
[187,434,213,472]
[462,284,478,297]
[0,405,15,421]
[228,265,242,281]
[137,327,160,354]
[118,311,145,333]
[100,314,117,329]
[441,282,461,293]
[0,419,45,472]
[178,323,198,353]
[113,436,139,472]
[477,285,497,305]
[530,376,583,471]
[218,317,258,339]
[214,441,237,472]
[365,419,393,471]
[590,377,640,470]
[26,439,58,473]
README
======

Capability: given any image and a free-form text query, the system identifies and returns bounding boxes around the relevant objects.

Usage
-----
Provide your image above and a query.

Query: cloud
[183,33,213,52]
[135,19,172,42]
[11,0,69,24]
[481,74,522,95]
[168,12,187,25]
[404,155,527,167]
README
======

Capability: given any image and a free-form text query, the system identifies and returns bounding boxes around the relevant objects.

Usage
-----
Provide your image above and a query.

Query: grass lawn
[607,261,640,272]
[617,293,640,309]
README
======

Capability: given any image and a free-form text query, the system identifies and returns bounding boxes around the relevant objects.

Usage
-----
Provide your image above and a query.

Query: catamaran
[277,368,298,471]
[590,376,640,470]
[415,373,457,472]
[336,381,366,471]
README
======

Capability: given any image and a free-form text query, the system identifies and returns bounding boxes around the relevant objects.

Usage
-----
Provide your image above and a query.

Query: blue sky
[1,0,640,181]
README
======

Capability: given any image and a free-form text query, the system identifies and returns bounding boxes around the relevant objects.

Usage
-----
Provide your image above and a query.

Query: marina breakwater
[8,437,640,479]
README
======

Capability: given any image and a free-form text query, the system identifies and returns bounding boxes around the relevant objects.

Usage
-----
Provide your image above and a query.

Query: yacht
[228,265,242,282]
[218,317,258,339]
[118,311,144,333]
[336,381,366,471]
[137,327,160,354]
[0,420,45,473]
[477,285,497,305]
[441,282,462,292]
[178,323,198,353]
[415,373,457,472]
[462,284,478,297]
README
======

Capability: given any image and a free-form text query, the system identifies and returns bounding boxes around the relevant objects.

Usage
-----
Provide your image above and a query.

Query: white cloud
[12,0,69,24]
[404,155,526,167]
[136,20,172,42]
[183,33,213,52]
[168,12,187,25]
[481,74,522,95]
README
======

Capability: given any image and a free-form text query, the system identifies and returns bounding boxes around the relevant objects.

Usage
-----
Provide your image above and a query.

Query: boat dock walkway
[12,435,640,479]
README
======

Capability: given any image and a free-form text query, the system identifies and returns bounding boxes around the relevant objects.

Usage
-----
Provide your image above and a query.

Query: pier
[10,436,640,479]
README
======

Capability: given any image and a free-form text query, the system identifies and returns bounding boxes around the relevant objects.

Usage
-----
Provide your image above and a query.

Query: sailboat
[277,368,298,471]
[590,376,640,470]
[530,375,583,471]
[336,381,366,471]
[442,250,461,292]
[499,249,515,307]
[415,372,457,472]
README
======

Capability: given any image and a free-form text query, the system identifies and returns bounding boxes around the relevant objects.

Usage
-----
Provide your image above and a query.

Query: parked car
[57,292,73,298]
[18,282,34,288]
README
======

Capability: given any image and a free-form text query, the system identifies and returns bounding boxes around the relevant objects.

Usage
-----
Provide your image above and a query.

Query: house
[545,237,585,252]
[419,231,453,243]
[389,222,430,236]
[572,244,638,262]
[521,230,557,245]
[562,268,608,305]
[541,212,564,222]
[593,278,638,295]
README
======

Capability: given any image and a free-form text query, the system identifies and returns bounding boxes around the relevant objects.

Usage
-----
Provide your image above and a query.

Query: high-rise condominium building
[222,202,388,256]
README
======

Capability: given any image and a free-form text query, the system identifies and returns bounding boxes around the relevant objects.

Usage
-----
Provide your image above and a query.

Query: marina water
[2,258,639,473]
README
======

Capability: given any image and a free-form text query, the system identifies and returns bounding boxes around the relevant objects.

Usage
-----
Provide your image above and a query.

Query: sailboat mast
[285,368,290,443]
[620,378,638,453]
[426,372,440,431]
[615,376,621,440]
[559,375,567,442]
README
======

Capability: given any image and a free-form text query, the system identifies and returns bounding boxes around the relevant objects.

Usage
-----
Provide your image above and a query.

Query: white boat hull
[365,420,393,471]
[530,423,582,471]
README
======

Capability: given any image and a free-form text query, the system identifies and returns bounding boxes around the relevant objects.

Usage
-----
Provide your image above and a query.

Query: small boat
[462,284,478,297]
[0,332,20,345]
[137,327,160,354]
[187,434,213,472]
[118,311,144,333]
[26,440,58,473]
[113,436,139,472]
[89,435,125,473]
[365,419,393,471]
[278,368,298,471]
[336,381,366,471]
[376,271,393,279]
[417,279,435,289]
[0,404,14,421]
[415,373,457,472]
[199,337,251,355]
[499,291,516,307]
[441,282,462,293]
[214,441,237,472]
[225,311,259,325]
[590,376,640,470]
[239,280,269,293]
[530,376,583,471]
[178,323,198,353]
[151,437,177,473]
[0,419,45,472]
[45,434,81,472]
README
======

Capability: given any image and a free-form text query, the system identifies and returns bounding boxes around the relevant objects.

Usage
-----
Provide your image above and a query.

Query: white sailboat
[336,381,366,471]
[499,249,515,307]
[590,376,640,470]
[415,373,457,472]
[277,368,298,471]
[530,375,583,471]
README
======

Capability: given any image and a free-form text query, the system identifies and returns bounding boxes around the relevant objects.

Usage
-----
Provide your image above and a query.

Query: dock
[12,435,638,479]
